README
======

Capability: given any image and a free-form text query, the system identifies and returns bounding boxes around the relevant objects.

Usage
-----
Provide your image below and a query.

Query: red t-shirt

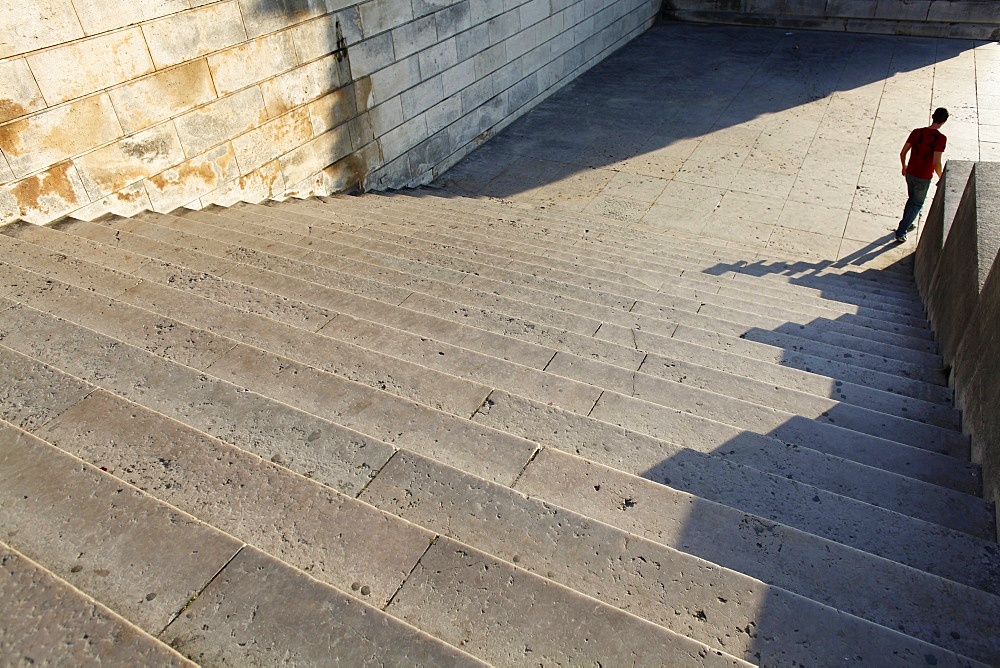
[905,127,947,180]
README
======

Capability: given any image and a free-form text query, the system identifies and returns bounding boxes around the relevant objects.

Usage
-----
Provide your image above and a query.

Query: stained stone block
[307,86,360,135]
[392,14,439,60]
[401,75,445,118]
[381,115,429,163]
[232,107,314,174]
[144,143,241,212]
[27,29,154,106]
[370,56,420,106]
[68,181,153,221]
[435,1,473,39]
[0,59,46,125]
[0,154,13,184]
[418,37,459,78]
[0,0,84,59]
[0,162,91,225]
[209,31,298,96]
[260,54,341,118]
[175,87,269,158]
[368,96,404,136]
[109,60,218,134]
[348,32,396,78]
[237,0,330,39]
[141,2,248,69]
[200,160,285,207]
[442,59,475,97]
[0,95,122,179]
[359,0,414,37]
[279,125,353,186]
[74,123,185,200]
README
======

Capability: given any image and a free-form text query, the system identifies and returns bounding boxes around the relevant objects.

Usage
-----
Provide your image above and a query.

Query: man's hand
[902,167,907,176]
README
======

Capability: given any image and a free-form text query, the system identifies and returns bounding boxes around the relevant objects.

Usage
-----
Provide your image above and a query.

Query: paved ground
[439,20,1000,269]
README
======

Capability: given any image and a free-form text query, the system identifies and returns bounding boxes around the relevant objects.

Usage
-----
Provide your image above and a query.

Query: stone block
[200,159,285,206]
[237,0,331,39]
[0,540,190,665]
[488,9,521,44]
[160,546,477,665]
[436,1,473,39]
[442,58,476,97]
[402,75,445,118]
[380,115,429,163]
[0,155,13,184]
[144,143,240,212]
[929,0,1000,23]
[109,59,218,134]
[67,182,153,221]
[369,96,404,135]
[474,43,507,79]
[0,0,84,59]
[370,55,421,105]
[175,87,269,158]
[0,59,46,125]
[506,24,538,59]
[492,58,524,93]
[347,32,396,78]
[419,36,459,78]
[460,77,494,113]
[74,123,185,200]
[0,95,122,179]
[456,23,489,60]
[308,86,360,135]
[69,0,186,36]
[260,54,341,118]
[279,125,353,185]
[359,0,414,37]
[426,96,463,134]
[874,0,932,21]
[471,0,505,22]
[825,0,877,18]
[27,29,154,107]
[413,0,459,18]
[915,161,974,305]
[209,31,298,96]
[520,0,550,27]
[392,14,439,59]
[232,107,314,174]
[141,2,248,69]
[508,70,540,110]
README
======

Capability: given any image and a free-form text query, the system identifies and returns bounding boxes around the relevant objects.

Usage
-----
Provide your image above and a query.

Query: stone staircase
[1,187,997,665]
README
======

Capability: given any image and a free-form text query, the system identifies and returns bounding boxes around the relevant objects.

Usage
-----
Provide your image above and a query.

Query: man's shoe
[906,223,916,232]
[895,232,907,243]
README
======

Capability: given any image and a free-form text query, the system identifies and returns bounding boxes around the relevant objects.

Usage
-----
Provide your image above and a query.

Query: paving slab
[0,421,243,634]
[161,546,482,666]
[0,541,193,666]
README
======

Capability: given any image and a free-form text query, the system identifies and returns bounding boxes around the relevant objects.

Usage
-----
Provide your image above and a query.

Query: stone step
[277,196,929,334]
[0,349,746,666]
[1,291,993,594]
[56,215,958,429]
[410,187,927,294]
[19,380,943,667]
[224,202,939,354]
[0,540,193,666]
[2,222,953,417]
[513,447,1000,665]
[0,258,983,538]
[0,424,485,665]
[289,195,930,323]
[4,351,993,665]
[327,190,926,306]
[120,210,948,387]
[7,223,966,469]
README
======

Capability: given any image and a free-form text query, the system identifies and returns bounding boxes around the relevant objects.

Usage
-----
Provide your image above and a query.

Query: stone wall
[661,0,1000,40]
[0,0,659,226]
[916,160,1000,529]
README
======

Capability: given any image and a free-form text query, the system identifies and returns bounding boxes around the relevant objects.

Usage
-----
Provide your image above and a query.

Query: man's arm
[900,142,912,176]
[934,151,944,179]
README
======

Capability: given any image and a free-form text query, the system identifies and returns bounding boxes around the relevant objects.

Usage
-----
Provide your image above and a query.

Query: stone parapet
[1,0,659,226]
[916,160,1000,527]
[661,0,1000,39]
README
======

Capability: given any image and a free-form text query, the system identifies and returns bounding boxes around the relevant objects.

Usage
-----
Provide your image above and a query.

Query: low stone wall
[0,0,658,226]
[916,161,1000,529]
[661,0,1000,39]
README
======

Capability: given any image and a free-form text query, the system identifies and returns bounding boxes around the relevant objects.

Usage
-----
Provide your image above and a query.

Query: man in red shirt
[896,107,949,242]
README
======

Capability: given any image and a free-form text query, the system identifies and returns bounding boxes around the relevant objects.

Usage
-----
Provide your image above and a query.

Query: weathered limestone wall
[916,160,1000,529]
[661,0,1000,40]
[0,0,659,226]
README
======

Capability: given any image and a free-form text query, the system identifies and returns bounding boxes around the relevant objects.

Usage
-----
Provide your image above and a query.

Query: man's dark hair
[933,107,949,123]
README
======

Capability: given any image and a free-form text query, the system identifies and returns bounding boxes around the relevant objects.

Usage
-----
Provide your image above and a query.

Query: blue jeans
[897,173,932,235]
